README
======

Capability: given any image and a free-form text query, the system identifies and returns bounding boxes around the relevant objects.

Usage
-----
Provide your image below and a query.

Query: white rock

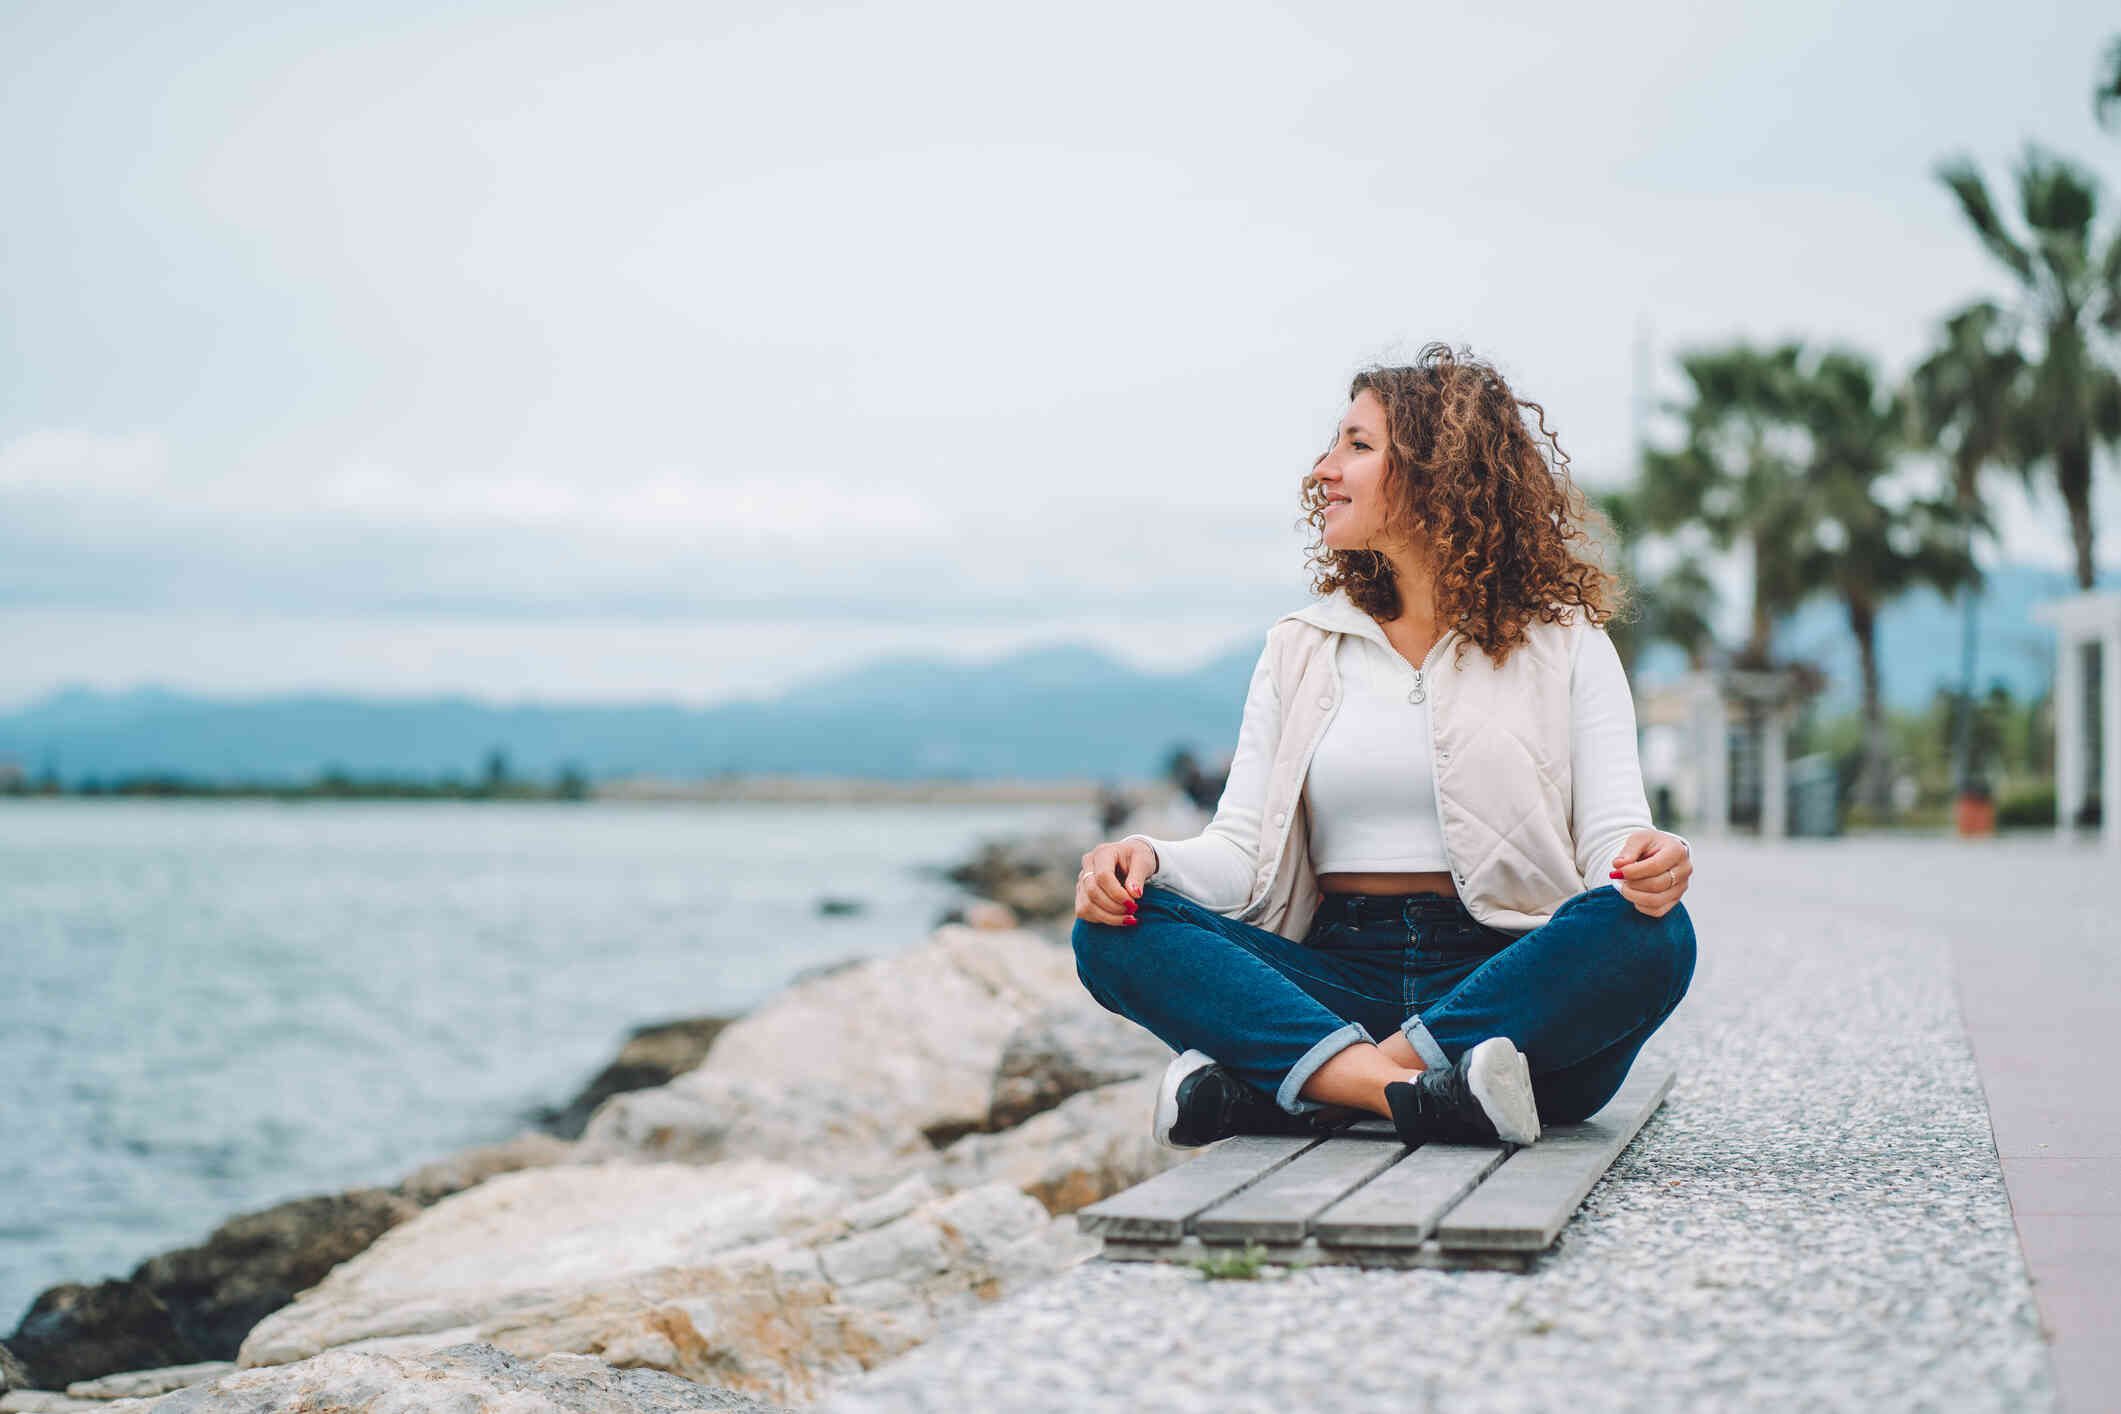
[931,1076,1184,1213]
[231,1158,1096,1407]
[0,1395,109,1413]
[960,900,1018,930]
[842,1175,942,1233]
[988,1001,1171,1128]
[581,927,1080,1173]
[925,1185,1047,1260]
[64,1363,236,1400]
[817,1218,950,1289]
[393,1131,578,1206]
[98,1343,785,1412]
[579,1072,935,1182]
[238,1159,846,1369]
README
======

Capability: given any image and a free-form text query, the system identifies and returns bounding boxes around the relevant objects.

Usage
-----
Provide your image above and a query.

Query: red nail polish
[1122,916,1137,926]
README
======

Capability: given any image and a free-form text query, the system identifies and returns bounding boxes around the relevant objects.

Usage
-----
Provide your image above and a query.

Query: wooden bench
[1078,1064,1674,1273]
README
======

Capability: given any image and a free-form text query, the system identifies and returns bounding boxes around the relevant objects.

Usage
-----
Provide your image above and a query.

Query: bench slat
[1432,1065,1674,1251]
[1193,1136,1409,1244]
[1311,1141,1509,1247]
[1075,1134,1323,1240]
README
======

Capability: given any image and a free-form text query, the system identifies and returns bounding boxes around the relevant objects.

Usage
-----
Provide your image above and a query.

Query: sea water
[0,796,1088,1329]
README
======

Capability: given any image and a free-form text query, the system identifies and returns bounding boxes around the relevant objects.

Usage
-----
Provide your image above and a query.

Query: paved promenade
[823,835,2107,1414]
[1945,832,2117,1413]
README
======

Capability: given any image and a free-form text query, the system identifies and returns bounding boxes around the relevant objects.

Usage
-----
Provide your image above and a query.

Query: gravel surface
[821,838,2062,1414]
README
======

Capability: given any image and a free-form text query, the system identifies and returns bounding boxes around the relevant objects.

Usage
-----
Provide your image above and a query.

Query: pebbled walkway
[821,837,2077,1414]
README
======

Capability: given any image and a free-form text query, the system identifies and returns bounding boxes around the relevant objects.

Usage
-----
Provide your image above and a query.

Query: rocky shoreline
[3,818,1192,1413]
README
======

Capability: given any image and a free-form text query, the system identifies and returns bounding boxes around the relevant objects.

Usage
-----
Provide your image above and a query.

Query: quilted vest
[1235,592,1588,943]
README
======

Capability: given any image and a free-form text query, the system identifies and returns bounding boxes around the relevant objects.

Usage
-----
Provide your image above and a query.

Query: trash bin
[1788,753,1839,837]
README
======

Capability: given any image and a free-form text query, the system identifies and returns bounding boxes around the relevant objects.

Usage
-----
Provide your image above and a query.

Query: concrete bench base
[1078,1064,1674,1272]
[1098,1234,1539,1272]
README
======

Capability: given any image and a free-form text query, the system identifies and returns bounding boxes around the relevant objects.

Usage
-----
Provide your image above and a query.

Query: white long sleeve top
[1125,616,1679,913]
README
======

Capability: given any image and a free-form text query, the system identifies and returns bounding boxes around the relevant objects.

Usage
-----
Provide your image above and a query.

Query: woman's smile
[1313,388,1393,552]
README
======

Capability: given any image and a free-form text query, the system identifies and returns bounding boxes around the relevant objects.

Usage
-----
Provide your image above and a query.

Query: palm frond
[2099,228,2121,334]
[2097,34,2121,130]
[1936,154,2035,286]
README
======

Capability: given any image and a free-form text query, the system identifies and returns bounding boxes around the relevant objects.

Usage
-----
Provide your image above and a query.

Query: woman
[1070,344,1697,1153]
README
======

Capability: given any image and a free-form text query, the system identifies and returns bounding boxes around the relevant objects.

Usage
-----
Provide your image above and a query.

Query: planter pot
[1954,792,1996,837]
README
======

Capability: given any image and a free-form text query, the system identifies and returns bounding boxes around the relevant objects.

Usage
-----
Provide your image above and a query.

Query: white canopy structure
[2032,590,2121,854]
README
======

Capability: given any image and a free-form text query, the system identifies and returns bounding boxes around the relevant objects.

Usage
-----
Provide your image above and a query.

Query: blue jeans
[1072,883,1695,1125]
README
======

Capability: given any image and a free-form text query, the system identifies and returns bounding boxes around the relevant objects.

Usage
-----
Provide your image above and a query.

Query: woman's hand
[1076,838,1159,926]
[1607,831,1691,917]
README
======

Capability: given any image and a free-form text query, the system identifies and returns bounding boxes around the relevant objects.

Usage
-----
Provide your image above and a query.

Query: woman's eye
[1353,441,1370,450]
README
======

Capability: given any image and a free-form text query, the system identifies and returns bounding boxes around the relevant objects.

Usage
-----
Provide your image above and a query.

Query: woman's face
[1314,389,1395,554]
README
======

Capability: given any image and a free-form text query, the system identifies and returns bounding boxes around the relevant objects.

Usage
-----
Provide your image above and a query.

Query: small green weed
[1189,1241,1278,1280]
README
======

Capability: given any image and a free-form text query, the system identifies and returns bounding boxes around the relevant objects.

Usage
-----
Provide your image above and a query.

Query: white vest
[1237,592,1601,942]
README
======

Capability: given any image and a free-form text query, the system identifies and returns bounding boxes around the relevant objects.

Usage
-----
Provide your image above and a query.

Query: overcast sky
[3,0,2117,710]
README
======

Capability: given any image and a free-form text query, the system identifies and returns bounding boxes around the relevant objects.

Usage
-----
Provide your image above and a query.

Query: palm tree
[1592,486,1721,680]
[1637,343,1826,832]
[1794,348,1982,813]
[1908,302,2023,797]
[1637,342,1814,667]
[1936,146,2121,592]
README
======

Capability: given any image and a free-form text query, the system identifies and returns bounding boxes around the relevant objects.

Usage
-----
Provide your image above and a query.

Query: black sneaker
[1151,1049,1336,1150]
[1382,1036,1541,1147]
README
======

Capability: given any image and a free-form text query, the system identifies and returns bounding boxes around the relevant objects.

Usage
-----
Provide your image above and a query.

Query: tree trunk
[1953,501,1982,794]
[1849,596,1892,812]
[2061,441,2097,591]
[1747,533,1774,664]
[1954,577,1982,792]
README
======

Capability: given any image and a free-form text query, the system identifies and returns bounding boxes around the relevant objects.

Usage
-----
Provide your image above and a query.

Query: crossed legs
[1072,883,1695,1126]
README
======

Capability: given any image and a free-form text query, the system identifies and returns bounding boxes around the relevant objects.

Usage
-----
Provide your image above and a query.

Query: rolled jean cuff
[1276,1019,1374,1114]
[1401,1014,1449,1071]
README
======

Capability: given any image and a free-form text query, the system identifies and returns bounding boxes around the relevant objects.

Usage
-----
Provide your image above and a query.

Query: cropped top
[1302,625,1646,874]
[1128,608,1673,901]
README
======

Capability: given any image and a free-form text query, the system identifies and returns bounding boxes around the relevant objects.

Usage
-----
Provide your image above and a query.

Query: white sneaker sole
[1152,1049,1217,1150]
[1464,1036,1541,1146]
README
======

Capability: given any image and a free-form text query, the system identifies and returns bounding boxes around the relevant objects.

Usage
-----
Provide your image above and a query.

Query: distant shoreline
[596,775,1134,803]
[0,776,1150,806]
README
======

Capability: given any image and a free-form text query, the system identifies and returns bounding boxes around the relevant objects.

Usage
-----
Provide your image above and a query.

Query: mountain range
[1,564,2104,786]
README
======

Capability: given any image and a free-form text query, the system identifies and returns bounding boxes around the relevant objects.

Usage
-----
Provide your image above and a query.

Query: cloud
[4,0,2117,706]
[0,423,1322,621]
[317,460,945,538]
[0,429,168,494]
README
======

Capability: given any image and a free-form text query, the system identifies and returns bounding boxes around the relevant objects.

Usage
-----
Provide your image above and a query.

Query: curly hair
[1299,342,1627,670]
